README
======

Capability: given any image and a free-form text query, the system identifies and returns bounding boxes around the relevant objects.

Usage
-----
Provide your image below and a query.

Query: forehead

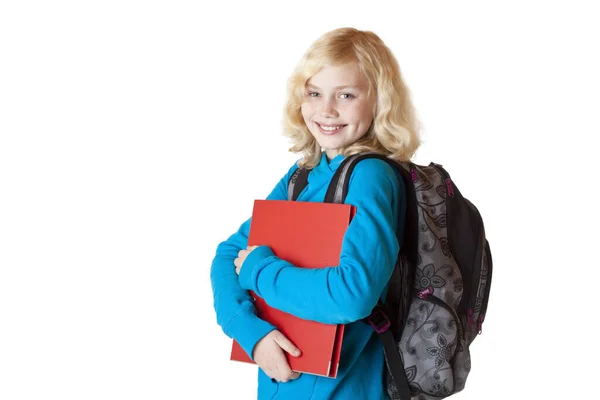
[306,63,369,89]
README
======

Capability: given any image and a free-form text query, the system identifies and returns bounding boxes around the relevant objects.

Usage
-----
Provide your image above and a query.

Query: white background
[1,1,598,399]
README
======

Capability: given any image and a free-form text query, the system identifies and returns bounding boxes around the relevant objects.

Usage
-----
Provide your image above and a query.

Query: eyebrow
[306,84,362,90]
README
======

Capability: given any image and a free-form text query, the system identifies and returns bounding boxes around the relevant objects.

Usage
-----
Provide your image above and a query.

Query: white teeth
[319,125,343,131]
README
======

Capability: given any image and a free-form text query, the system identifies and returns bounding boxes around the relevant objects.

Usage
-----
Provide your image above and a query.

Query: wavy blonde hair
[283,27,422,168]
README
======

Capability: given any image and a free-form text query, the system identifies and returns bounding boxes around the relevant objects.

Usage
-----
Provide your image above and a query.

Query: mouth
[316,123,347,135]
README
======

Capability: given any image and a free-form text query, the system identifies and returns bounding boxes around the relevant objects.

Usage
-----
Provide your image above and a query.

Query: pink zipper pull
[445,178,454,197]
[467,308,474,327]
[410,167,418,183]
[417,286,434,299]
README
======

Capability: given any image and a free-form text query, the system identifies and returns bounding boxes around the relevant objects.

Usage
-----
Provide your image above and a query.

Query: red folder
[230,199,355,378]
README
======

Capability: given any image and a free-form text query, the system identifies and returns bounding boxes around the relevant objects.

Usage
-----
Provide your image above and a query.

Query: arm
[238,159,405,324]
[210,162,299,358]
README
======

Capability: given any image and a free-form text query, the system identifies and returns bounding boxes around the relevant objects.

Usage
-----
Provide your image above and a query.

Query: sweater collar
[317,152,344,173]
[307,152,345,186]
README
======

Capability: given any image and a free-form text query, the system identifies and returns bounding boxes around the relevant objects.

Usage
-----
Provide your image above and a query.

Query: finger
[273,332,301,357]
[267,363,292,383]
[280,369,301,383]
[233,258,241,269]
[278,367,294,383]
[289,371,301,380]
[248,245,259,250]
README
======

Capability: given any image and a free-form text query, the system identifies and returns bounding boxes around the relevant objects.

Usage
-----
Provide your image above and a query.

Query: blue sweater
[211,153,406,400]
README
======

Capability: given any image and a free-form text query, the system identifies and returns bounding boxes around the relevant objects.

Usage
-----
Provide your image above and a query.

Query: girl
[211,27,421,400]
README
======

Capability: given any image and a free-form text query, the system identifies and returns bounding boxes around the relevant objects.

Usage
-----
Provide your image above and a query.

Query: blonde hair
[283,27,422,168]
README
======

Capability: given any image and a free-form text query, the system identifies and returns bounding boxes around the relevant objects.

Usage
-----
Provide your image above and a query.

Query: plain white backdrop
[1,1,598,399]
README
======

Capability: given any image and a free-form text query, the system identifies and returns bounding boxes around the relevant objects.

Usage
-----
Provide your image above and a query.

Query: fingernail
[294,349,301,356]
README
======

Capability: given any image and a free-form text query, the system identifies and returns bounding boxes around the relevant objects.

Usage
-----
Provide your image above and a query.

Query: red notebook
[230,199,356,378]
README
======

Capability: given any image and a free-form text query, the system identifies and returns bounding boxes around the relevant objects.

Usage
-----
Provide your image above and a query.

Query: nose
[319,97,338,118]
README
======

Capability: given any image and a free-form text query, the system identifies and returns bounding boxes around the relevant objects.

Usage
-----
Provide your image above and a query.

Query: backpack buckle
[367,307,391,334]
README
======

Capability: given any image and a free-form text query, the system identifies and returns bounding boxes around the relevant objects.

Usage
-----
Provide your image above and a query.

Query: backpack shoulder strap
[324,152,411,203]
[287,167,311,201]
[326,153,416,400]
[324,151,419,271]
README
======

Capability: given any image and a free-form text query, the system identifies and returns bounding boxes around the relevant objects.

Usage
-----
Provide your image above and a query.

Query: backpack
[287,152,492,400]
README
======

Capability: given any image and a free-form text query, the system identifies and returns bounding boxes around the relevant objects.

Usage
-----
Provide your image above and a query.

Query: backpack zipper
[429,162,454,198]
[463,199,487,334]
[430,163,487,335]
[477,240,493,334]
[416,288,464,342]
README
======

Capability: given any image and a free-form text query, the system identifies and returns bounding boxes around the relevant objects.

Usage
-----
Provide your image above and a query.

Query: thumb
[273,332,301,357]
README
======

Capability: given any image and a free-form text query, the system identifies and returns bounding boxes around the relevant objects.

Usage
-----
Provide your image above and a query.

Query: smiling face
[301,63,376,160]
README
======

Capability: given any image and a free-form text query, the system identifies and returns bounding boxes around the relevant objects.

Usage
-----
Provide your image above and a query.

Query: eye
[339,93,355,99]
[307,91,320,97]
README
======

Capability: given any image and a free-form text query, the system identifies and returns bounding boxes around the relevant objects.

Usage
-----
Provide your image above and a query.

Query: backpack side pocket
[399,294,462,397]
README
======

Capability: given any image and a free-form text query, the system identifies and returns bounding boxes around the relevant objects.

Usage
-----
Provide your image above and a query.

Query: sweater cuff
[238,245,275,294]
[227,309,276,361]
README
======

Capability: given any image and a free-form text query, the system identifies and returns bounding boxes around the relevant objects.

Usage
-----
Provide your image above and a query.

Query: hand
[252,330,302,383]
[234,245,260,275]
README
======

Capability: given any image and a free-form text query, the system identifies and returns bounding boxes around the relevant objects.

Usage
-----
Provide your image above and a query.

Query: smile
[317,123,347,135]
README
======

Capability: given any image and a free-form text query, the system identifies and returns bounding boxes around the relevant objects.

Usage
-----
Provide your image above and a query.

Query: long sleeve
[210,162,299,358]
[238,159,405,325]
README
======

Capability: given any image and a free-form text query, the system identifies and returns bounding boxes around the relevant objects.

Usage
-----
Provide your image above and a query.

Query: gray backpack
[288,152,492,400]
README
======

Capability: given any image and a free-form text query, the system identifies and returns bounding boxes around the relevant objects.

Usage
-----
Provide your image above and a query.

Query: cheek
[342,97,368,114]
[351,104,374,124]
[300,103,312,122]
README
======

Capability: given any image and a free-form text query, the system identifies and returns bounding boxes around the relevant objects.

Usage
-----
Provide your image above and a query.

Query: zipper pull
[410,167,418,183]
[467,308,475,327]
[445,178,455,197]
[416,286,434,299]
